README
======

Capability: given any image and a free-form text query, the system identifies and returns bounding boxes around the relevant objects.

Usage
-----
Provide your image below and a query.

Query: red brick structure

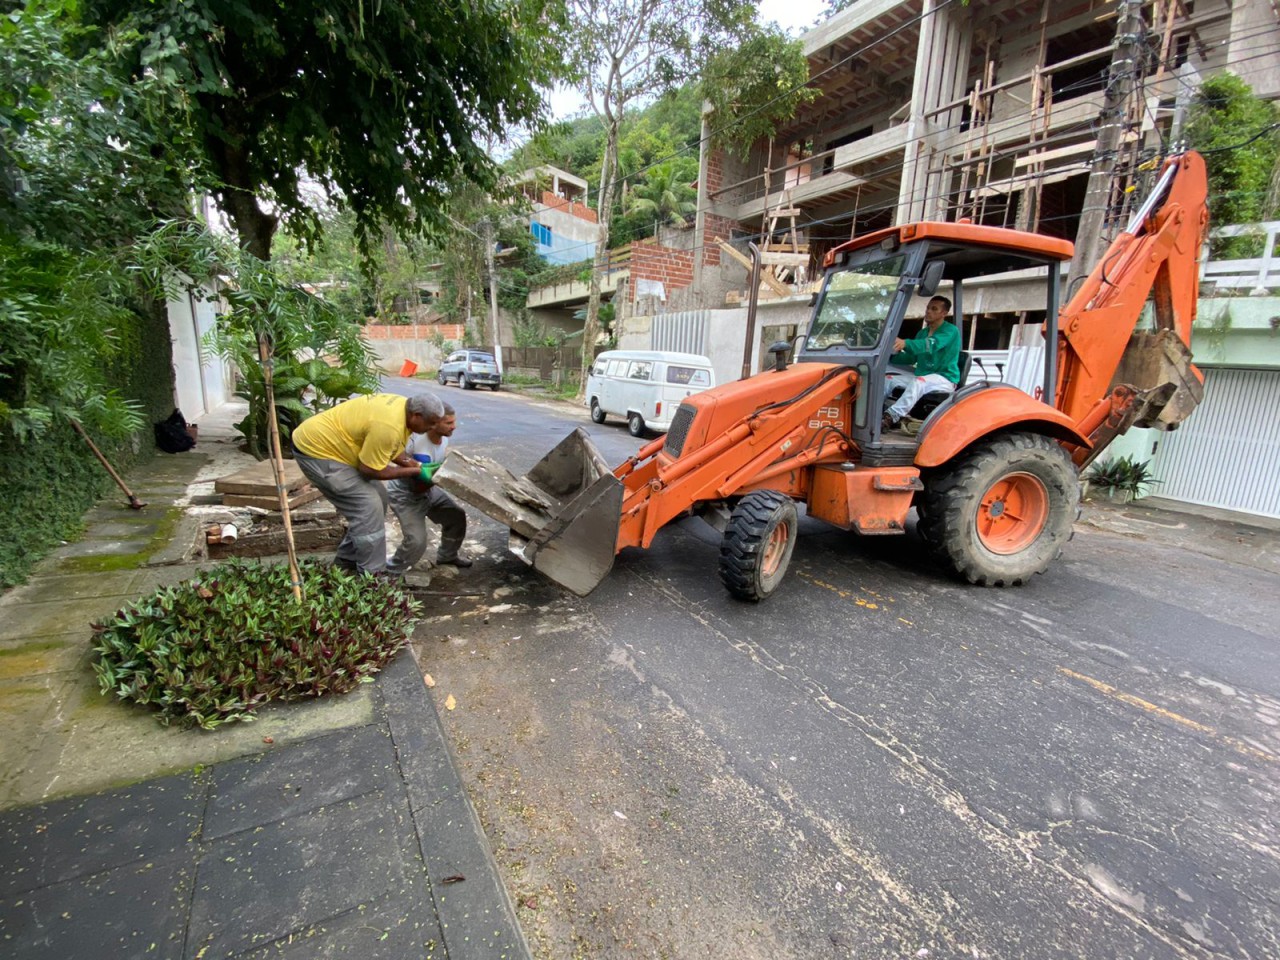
[540,190,598,224]
[629,238,696,304]
[364,323,466,341]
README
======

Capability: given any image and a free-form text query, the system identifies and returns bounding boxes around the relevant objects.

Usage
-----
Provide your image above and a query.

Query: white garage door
[1149,367,1280,519]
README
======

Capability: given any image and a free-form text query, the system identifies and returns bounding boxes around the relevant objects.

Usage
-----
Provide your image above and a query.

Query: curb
[379,651,532,960]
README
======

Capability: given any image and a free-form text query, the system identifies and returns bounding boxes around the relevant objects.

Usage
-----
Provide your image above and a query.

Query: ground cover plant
[91,559,420,729]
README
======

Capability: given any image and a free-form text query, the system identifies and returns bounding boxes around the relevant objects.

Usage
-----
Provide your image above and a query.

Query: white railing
[1201,221,1280,294]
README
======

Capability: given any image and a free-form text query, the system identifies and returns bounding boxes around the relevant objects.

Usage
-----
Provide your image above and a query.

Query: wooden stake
[258,335,303,602]
[69,419,146,510]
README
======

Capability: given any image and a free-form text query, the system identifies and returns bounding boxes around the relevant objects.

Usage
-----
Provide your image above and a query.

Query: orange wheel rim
[762,522,790,576]
[977,472,1049,555]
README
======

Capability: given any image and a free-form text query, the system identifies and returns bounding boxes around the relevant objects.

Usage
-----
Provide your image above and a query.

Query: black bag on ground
[155,408,196,453]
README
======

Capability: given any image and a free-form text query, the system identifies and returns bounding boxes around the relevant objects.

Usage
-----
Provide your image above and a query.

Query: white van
[586,350,717,436]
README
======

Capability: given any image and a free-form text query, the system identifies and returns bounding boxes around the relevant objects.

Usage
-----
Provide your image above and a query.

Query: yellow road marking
[1057,667,1275,763]
[794,570,881,610]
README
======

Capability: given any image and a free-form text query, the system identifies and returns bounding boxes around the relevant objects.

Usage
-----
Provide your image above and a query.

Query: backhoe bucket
[432,428,623,596]
[1113,329,1204,430]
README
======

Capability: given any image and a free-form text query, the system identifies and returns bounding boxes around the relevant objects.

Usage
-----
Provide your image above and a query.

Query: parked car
[585,350,716,436]
[438,350,501,391]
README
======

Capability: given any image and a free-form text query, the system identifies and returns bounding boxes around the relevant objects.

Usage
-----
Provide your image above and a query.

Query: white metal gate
[652,310,709,355]
[1149,367,1280,519]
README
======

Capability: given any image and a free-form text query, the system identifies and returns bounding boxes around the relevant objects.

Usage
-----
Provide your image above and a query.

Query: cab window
[592,361,607,376]
[628,361,653,380]
[666,366,710,387]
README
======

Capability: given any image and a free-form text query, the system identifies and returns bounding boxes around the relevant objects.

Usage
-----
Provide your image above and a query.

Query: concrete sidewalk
[1079,493,1280,577]
[0,407,528,960]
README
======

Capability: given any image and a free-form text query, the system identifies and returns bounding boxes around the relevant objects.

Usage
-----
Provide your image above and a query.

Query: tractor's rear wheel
[917,432,1078,586]
[718,490,799,601]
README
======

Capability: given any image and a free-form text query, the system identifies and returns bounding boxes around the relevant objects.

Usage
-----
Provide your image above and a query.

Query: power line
[445,8,1278,302]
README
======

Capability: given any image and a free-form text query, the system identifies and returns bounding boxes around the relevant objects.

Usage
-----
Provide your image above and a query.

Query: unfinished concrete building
[622,0,1276,363]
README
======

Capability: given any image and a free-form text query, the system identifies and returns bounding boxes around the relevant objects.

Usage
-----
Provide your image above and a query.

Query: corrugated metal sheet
[653,311,709,355]
[1150,368,1280,519]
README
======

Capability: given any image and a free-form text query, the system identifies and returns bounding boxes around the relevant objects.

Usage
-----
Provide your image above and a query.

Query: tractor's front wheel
[917,432,1078,586]
[718,490,799,602]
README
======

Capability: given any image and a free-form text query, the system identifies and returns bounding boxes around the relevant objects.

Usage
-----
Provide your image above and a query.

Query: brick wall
[540,191,598,224]
[629,238,696,303]
[364,323,466,340]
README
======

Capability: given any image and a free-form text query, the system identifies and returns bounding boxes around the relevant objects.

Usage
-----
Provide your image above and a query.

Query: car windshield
[807,255,906,351]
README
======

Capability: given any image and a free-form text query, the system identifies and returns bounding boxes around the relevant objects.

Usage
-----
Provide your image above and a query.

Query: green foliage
[0,298,174,588]
[0,1,194,245]
[1185,74,1280,257]
[0,236,146,441]
[212,260,380,459]
[82,0,567,260]
[91,558,421,729]
[625,159,698,227]
[1085,455,1160,496]
[512,311,547,348]
[527,258,594,289]
[702,29,818,156]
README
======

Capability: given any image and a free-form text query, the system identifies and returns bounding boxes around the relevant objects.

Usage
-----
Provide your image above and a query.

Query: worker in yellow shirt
[291,393,445,575]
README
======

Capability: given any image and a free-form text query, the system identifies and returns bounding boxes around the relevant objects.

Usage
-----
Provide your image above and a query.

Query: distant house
[515,165,604,266]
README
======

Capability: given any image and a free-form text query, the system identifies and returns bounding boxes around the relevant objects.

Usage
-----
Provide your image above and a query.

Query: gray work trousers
[294,451,389,573]
[386,479,467,575]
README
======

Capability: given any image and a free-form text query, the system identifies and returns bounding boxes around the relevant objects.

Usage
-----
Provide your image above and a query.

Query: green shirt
[891,320,961,384]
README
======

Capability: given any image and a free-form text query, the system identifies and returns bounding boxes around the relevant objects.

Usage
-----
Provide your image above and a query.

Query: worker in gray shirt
[386,402,471,574]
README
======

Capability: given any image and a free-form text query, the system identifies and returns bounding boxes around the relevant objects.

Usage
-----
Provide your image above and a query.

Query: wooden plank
[760,252,811,267]
[759,272,792,298]
[715,237,791,298]
[208,522,344,560]
[715,237,754,271]
[1013,139,1098,167]
[222,486,325,511]
[214,458,310,496]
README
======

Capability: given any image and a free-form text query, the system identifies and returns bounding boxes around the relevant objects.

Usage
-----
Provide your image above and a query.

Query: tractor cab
[797,222,1075,459]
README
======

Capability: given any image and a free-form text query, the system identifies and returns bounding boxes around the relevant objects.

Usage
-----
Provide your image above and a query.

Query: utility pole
[482,219,504,376]
[1067,0,1146,292]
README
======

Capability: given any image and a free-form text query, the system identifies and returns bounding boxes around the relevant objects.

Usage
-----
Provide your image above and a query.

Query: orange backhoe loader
[438,152,1209,600]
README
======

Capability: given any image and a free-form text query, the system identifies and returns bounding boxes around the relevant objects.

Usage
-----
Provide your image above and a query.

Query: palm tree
[627,162,697,228]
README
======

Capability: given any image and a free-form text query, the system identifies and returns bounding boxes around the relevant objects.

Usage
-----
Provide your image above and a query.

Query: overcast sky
[546,0,830,120]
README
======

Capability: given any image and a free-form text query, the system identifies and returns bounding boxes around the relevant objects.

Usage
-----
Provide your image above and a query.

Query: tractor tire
[461,374,475,390]
[718,490,799,602]
[917,432,1078,586]
[590,399,607,424]
[627,412,645,437]
[437,371,447,386]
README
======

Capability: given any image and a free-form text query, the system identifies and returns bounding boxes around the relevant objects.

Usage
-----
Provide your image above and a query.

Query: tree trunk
[221,186,278,261]
[578,122,618,397]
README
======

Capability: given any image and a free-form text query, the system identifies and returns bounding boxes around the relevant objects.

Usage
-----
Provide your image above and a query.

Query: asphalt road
[389,376,1280,960]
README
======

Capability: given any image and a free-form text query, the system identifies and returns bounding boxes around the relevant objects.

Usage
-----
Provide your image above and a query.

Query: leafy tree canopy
[82,0,567,260]
[623,158,698,227]
[702,27,817,156]
[1184,73,1280,232]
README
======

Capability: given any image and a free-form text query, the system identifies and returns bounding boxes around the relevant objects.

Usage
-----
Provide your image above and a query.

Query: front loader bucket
[433,428,623,596]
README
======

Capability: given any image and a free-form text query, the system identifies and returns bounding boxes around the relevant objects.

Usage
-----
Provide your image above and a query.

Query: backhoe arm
[1054,152,1210,465]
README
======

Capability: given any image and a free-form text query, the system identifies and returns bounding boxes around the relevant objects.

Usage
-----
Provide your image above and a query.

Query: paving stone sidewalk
[0,409,528,960]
